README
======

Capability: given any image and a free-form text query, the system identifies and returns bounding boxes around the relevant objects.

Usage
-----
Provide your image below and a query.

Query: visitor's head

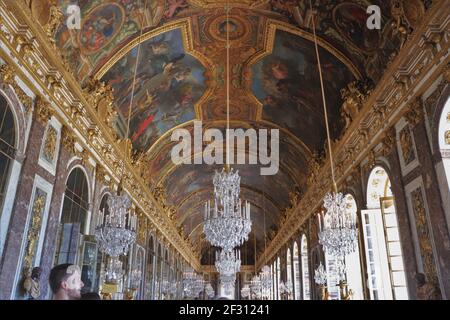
[49,264,84,300]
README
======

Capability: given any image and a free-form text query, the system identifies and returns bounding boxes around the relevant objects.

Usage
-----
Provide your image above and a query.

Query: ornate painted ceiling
[33,0,429,262]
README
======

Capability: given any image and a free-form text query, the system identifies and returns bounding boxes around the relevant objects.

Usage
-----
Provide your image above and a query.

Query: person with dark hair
[49,264,84,300]
[81,292,101,300]
[23,267,42,300]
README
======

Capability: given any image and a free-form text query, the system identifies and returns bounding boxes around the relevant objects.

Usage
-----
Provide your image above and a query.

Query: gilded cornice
[257,1,450,269]
[0,0,201,270]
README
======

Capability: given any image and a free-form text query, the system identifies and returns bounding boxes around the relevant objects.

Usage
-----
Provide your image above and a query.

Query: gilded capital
[61,125,76,154]
[34,96,54,124]
[0,64,15,86]
[405,98,425,126]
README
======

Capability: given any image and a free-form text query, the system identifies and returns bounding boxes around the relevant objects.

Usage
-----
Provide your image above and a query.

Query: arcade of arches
[0,0,449,300]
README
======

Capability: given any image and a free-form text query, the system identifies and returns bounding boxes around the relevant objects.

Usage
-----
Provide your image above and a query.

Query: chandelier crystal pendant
[204,168,252,252]
[241,284,251,299]
[215,248,241,276]
[318,192,357,257]
[182,267,205,299]
[250,274,262,299]
[205,283,215,299]
[314,263,327,286]
[95,194,137,258]
[259,265,273,298]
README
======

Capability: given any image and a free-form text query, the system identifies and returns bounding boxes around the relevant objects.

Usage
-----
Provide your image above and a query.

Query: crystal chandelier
[318,192,357,257]
[215,249,241,277]
[309,0,357,259]
[220,273,236,295]
[279,281,293,299]
[259,265,273,293]
[161,279,177,298]
[95,193,137,282]
[105,256,124,283]
[314,263,327,286]
[205,283,215,299]
[129,268,142,290]
[95,194,137,257]
[204,168,252,252]
[250,274,262,298]
[241,284,250,299]
[182,267,204,299]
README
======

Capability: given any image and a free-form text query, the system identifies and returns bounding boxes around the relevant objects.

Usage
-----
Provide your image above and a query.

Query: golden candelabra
[339,281,353,300]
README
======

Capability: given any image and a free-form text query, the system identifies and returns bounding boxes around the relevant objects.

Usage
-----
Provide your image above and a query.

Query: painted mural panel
[101,28,206,150]
[252,30,355,150]
[56,0,190,80]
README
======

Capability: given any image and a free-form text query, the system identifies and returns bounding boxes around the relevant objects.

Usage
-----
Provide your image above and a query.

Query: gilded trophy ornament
[399,127,415,164]
[43,125,58,163]
[22,192,46,280]
[43,5,63,43]
[411,189,441,298]
[0,63,15,85]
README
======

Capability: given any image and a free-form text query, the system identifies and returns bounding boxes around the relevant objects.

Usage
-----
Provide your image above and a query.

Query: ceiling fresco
[100,28,207,150]
[266,0,429,81]
[251,29,356,149]
[55,0,194,81]
[33,0,430,264]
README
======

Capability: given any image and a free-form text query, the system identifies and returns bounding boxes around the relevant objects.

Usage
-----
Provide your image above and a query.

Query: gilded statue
[306,153,321,186]
[44,5,63,41]
[399,128,414,164]
[340,80,371,130]
[23,267,42,300]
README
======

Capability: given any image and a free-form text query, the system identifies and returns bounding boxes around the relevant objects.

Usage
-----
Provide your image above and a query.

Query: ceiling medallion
[207,14,250,42]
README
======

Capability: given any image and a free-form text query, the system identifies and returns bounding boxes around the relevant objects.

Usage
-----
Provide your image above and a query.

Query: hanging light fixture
[314,263,327,286]
[95,0,147,284]
[307,0,357,258]
[259,184,273,299]
[203,0,251,276]
[215,248,241,277]
[204,169,252,251]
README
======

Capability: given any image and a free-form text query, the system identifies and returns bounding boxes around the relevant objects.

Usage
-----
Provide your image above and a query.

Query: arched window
[155,243,163,300]
[271,262,275,300]
[146,236,155,300]
[362,166,408,300]
[0,94,15,216]
[163,250,169,299]
[343,194,364,300]
[293,242,300,300]
[135,246,145,300]
[286,248,292,300]
[438,97,450,182]
[301,235,310,300]
[276,256,281,300]
[55,167,89,265]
